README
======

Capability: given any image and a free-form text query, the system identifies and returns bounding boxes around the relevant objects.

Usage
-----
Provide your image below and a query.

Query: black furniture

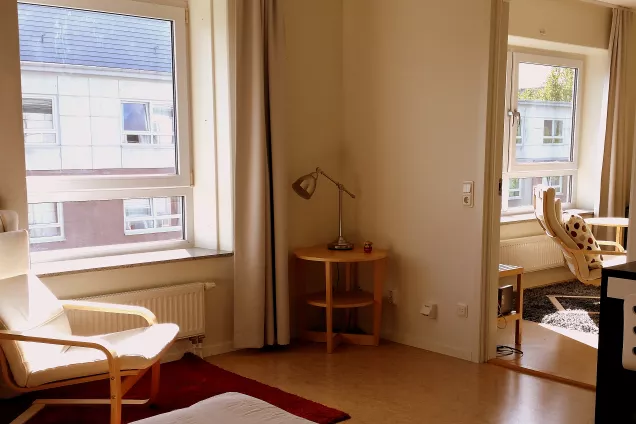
[596,261,636,423]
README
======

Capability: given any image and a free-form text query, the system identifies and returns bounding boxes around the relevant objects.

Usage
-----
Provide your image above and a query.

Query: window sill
[500,208,594,225]
[32,248,233,278]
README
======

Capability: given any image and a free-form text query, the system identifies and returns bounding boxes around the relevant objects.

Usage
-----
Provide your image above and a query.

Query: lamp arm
[316,167,356,199]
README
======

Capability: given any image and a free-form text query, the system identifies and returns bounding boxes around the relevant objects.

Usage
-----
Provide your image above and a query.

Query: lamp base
[328,237,354,250]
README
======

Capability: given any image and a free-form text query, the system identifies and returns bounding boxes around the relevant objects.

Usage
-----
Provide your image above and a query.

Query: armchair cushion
[563,214,603,269]
[0,273,72,388]
[26,323,179,387]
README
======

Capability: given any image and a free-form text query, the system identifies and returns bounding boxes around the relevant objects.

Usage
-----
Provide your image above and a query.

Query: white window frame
[28,202,65,244]
[543,176,563,195]
[121,101,175,146]
[542,119,564,144]
[21,0,193,263]
[123,197,182,235]
[508,178,521,200]
[502,51,583,214]
[22,94,60,146]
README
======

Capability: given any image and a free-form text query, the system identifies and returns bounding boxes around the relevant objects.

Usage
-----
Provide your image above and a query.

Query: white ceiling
[595,0,636,7]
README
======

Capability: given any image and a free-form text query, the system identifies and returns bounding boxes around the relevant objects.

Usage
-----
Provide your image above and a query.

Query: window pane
[29,203,59,225]
[507,175,573,209]
[18,3,177,176]
[543,120,552,137]
[31,227,62,239]
[23,98,54,131]
[152,105,174,134]
[123,103,150,132]
[516,62,576,164]
[30,197,184,253]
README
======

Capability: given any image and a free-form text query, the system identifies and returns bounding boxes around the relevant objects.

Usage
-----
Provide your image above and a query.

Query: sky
[518,63,553,89]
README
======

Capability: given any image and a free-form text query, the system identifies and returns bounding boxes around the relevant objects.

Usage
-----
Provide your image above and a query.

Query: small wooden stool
[498,264,524,345]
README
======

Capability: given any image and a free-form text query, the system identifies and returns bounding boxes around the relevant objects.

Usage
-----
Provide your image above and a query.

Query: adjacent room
[491,0,634,392]
[0,0,635,423]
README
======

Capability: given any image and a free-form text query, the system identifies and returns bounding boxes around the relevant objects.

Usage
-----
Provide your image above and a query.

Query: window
[122,102,175,145]
[501,52,581,213]
[543,176,563,194]
[28,203,64,243]
[19,1,191,262]
[22,97,58,145]
[543,120,564,144]
[124,197,182,235]
[508,178,521,199]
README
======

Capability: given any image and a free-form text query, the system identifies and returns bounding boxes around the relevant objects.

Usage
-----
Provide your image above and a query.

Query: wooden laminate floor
[494,319,598,389]
[208,341,595,424]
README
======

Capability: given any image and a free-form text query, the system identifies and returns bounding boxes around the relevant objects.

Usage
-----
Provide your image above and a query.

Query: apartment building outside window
[502,52,581,212]
[18,0,191,261]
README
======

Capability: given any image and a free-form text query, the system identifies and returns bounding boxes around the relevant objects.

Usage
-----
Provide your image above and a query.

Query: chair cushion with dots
[562,214,603,269]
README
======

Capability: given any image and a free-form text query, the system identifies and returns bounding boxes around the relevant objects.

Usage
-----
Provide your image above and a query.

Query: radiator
[65,282,207,340]
[499,235,565,272]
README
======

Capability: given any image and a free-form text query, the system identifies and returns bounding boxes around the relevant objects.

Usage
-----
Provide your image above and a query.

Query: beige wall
[509,0,612,50]
[283,0,343,251]
[342,0,492,361]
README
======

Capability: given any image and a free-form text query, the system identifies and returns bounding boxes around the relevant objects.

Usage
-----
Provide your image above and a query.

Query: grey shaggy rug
[521,280,600,334]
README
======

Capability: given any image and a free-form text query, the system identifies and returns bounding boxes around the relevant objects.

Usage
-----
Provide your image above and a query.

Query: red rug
[0,354,350,424]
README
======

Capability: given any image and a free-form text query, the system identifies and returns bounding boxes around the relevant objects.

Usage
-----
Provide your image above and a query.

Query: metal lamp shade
[292,173,317,200]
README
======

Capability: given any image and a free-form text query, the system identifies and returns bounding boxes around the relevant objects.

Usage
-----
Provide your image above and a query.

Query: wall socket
[456,303,468,318]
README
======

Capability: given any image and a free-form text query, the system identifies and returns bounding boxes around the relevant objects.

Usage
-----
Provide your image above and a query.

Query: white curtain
[233,0,290,348]
[599,9,636,229]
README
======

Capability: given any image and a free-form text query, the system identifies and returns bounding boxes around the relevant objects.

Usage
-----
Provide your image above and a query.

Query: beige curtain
[599,9,636,228]
[233,0,290,348]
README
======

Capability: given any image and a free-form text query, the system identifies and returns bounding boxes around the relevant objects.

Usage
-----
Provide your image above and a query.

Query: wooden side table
[585,217,629,250]
[498,264,524,345]
[294,246,388,353]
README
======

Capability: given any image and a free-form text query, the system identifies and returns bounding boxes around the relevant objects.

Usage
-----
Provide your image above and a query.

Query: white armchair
[0,211,179,424]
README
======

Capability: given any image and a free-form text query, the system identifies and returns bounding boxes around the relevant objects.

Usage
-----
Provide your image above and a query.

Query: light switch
[462,181,474,207]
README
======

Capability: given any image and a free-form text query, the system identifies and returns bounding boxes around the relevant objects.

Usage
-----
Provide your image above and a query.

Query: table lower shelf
[306,290,375,308]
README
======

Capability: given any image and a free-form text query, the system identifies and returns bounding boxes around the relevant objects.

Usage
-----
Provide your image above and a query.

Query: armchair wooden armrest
[597,240,626,252]
[61,300,157,325]
[0,329,119,362]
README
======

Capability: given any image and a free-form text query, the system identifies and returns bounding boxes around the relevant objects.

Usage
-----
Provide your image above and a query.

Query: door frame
[479,0,510,362]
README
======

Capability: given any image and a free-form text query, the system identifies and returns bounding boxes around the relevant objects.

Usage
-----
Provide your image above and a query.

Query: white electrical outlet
[462,181,474,207]
[456,303,468,318]
[420,303,437,319]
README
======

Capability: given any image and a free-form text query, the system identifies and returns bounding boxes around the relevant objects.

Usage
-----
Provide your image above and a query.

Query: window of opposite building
[18,0,192,262]
[502,52,581,213]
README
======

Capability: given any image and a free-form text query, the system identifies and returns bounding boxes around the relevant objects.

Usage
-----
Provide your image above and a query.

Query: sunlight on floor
[539,322,598,349]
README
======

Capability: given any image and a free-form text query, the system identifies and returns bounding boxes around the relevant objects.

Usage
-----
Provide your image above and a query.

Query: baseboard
[201,340,235,358]
[386,333,474,362]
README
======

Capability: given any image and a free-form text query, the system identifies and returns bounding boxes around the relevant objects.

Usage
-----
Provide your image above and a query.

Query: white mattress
[131,392,314,424]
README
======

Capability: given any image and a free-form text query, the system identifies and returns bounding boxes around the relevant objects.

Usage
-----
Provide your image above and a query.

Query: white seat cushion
[0,272,73,388]
[131,392,313,424]
[25,323,179,387]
